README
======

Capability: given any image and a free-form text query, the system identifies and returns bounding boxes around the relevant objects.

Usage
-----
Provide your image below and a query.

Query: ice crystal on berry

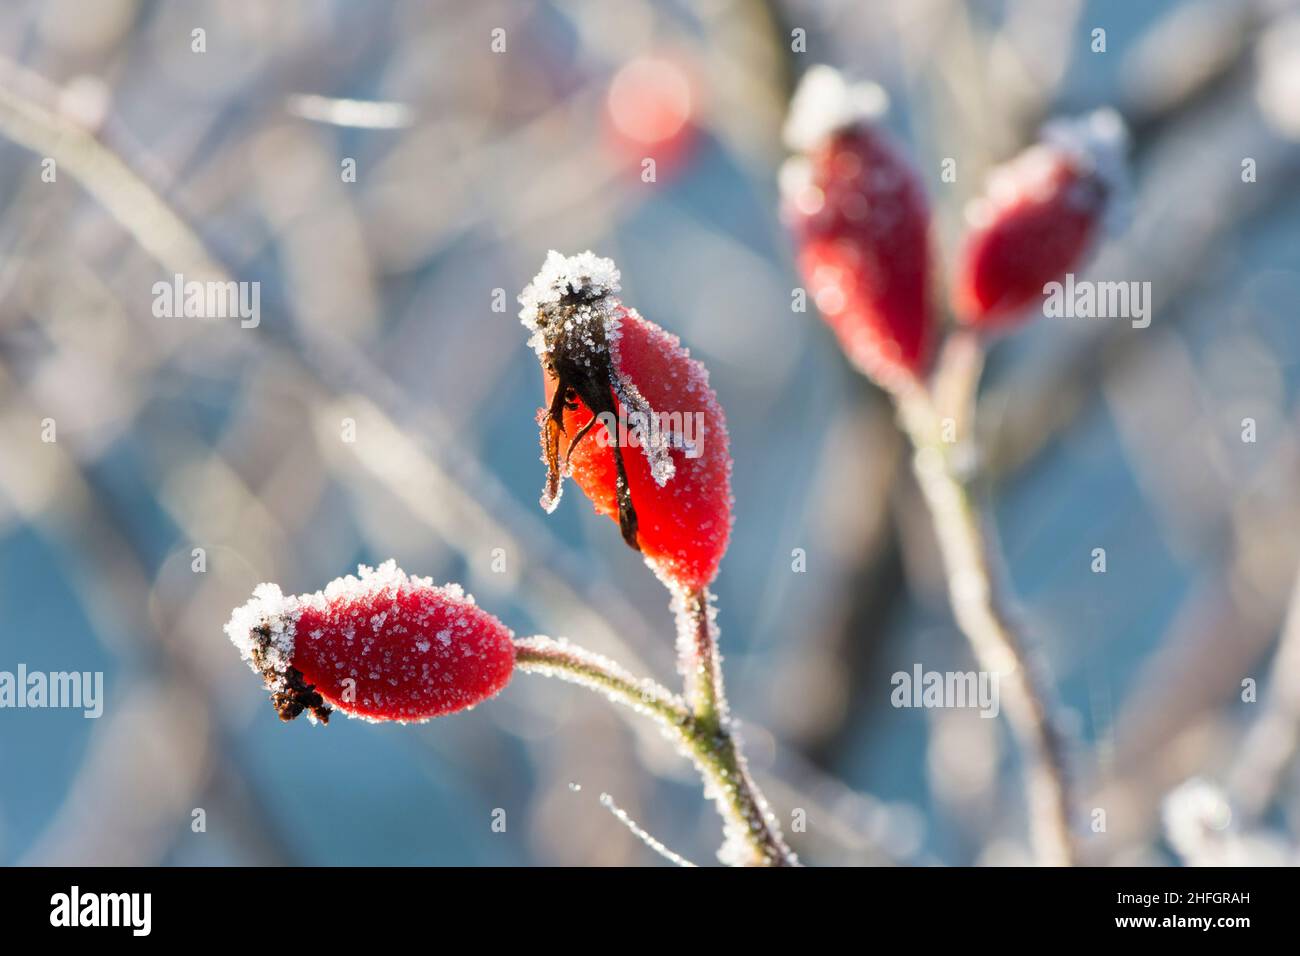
[782,64,889,153]
[518,249,622,357]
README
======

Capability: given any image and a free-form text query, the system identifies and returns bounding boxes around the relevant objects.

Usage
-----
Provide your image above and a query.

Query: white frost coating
[1042,107,1129,198]
[1163,778,1295,865]
[783,64,889,152]
[599,792,697,867]
[538,448,567,513]
[669,583,727,724]
[295,558,451,614]
[224,582,299,678]
[1257,15,1300,138]
[1043,108,1131,230]
[225,561,475,691]
[1162,777,1235,865]
[966,108,1130,233]
[512,635,687,723]
[518,249,621,356]
[667,585,788,866]
[776,155,814,205]
[607,309,676,486]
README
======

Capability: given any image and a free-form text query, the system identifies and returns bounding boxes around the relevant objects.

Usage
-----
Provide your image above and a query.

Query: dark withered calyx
[249,625,331,723]
[535,287,640,551]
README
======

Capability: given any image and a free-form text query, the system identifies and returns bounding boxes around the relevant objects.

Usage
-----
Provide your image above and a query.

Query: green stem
[895,376,1077,866]
[672,586,796,867]
[674,586,724,723]
[513,636,690,732]
[514,634,797,866]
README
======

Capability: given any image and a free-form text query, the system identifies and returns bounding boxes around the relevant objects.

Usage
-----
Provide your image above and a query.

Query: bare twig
[896,376,1076,866]
[1228,566,1300,820]
[599,792,698,867]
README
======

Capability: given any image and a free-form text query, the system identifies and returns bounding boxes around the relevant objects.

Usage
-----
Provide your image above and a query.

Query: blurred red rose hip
[519,251,733,591]
[605,55,696,175]
[226,561,515,723]
[781,66,934,390]
[953,108,1129,329]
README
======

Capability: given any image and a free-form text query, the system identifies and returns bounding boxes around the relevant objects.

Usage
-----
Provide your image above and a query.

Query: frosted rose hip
[781,66,934,389]
[953,109,1128,328]
[519,251,733,590]
[225,561,515,723]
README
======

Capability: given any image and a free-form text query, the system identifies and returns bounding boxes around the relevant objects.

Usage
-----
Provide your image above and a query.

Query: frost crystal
[225,581,299,677]
[966,108,1130,236]
[1042,108,1129,197]
[1042,108,1131,229]
[608,310,677,486]
[296,558,445,615]
[1162,777,1235,865]
[599,792,697,867]
[517,249,621,356]
[783,64,889,152]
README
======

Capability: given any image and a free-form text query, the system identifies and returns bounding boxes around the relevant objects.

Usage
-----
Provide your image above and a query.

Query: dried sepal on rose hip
[225,560,515,723]
[953,108,1129,329]
[780,65,935,391]
[519,250,733,591]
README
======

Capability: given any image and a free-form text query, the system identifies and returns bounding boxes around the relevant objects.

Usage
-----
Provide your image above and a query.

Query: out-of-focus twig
[897,377,1076,866]
[1228,565,1300,820]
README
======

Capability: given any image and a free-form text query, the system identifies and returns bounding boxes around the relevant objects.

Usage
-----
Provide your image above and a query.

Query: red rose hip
[225,561,515,723]
[519,250,733,591]
[953,108,1128,329]
[781,66,934,390]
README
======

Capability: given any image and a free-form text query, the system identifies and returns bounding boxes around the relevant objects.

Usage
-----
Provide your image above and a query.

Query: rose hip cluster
[219,55,1133,868]
[221,241,799,866]
[781,65,1128,389]
[227,253,738,726]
